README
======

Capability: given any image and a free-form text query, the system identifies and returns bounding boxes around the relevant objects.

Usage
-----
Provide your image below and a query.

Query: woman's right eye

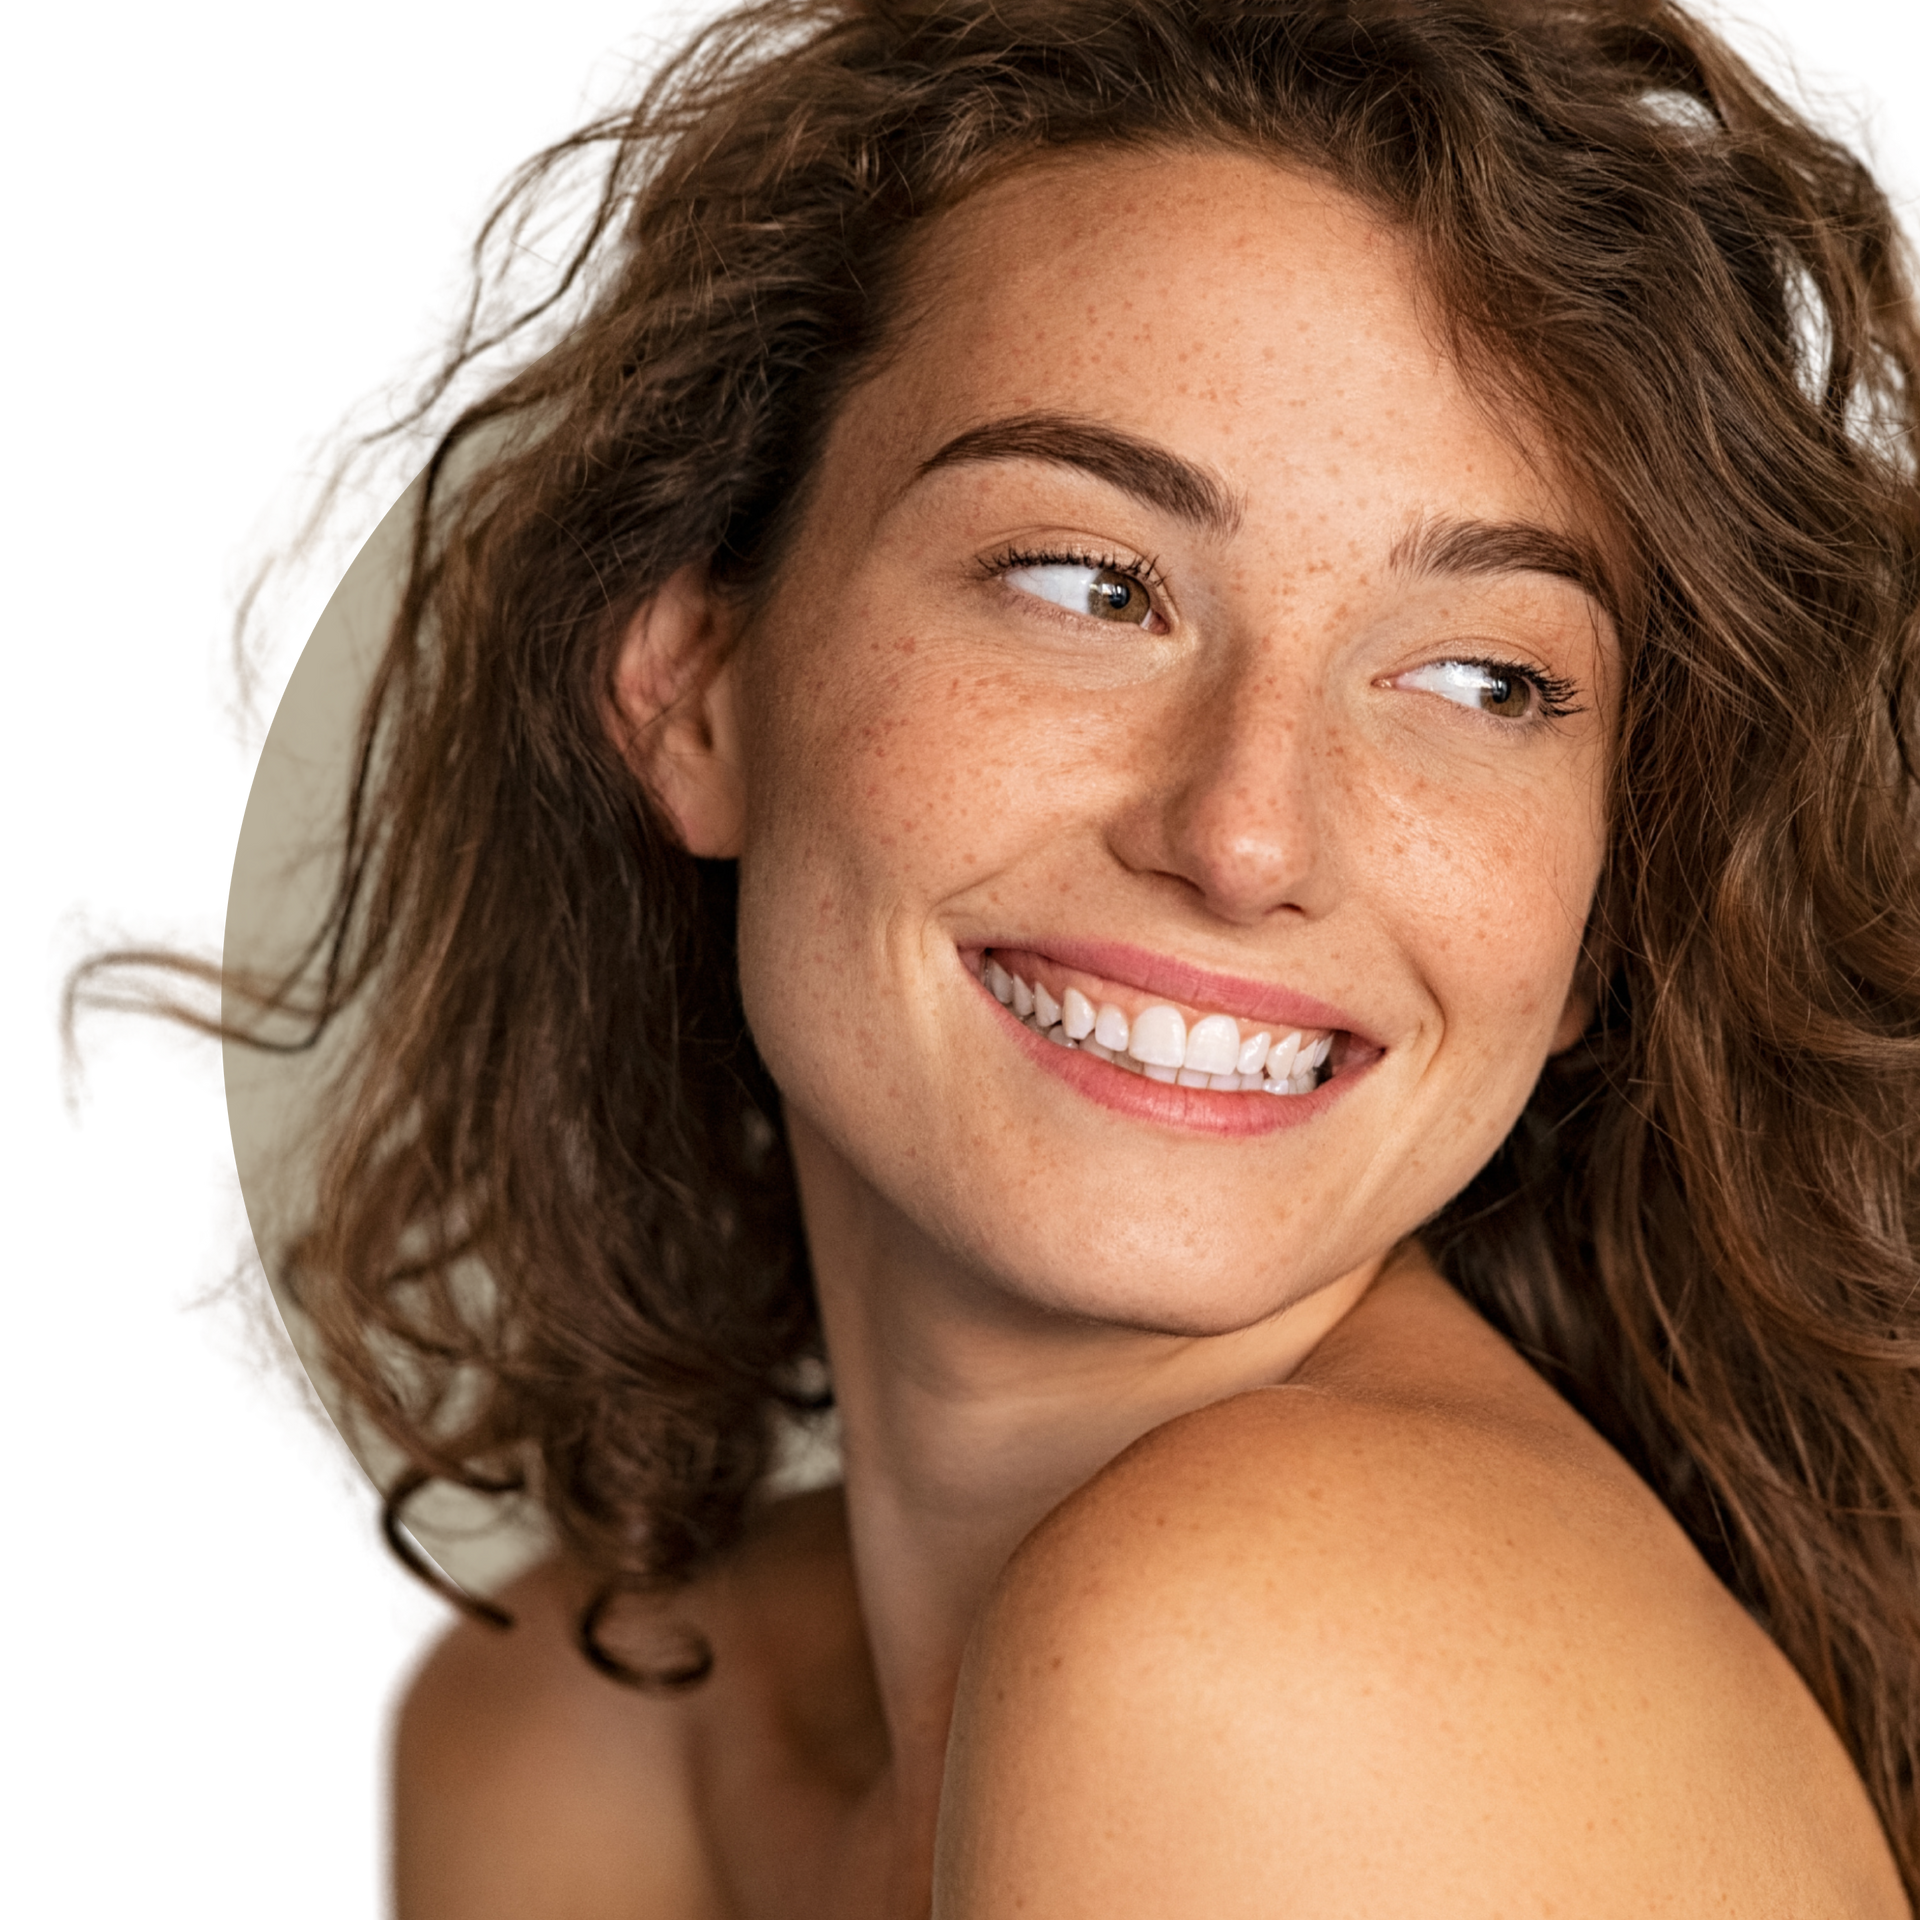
[1002,561,1160,627]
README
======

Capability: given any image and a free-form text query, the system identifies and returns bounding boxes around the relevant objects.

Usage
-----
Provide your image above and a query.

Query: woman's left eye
[1001,560,1160,628]
[1396,658,1576,721]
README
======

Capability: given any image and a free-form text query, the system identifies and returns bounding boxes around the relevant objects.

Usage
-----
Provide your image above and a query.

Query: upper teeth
[986,955,1334,1095]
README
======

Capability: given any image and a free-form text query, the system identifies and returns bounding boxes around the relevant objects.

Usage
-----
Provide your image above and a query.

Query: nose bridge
[1125,623,1333,924]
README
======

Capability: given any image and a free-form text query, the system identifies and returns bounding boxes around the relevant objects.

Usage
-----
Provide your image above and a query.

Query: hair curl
[105,0,1920,1887]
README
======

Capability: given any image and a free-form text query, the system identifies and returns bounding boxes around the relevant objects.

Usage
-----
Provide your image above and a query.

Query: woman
[214,0,1920,1910]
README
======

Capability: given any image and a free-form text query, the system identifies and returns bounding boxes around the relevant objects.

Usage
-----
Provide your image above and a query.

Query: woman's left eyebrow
[1388,510,1615,617]
[912,411,1244,536]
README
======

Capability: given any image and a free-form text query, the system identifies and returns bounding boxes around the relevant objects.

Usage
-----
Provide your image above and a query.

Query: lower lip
[987,990,1370,1137]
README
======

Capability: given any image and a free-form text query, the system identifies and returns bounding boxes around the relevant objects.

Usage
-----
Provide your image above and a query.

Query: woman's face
[725,147,1616,1334]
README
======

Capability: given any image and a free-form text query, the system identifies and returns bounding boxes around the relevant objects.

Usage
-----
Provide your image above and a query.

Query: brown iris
[1478,670,1532,718]
[1085,567,1153,622]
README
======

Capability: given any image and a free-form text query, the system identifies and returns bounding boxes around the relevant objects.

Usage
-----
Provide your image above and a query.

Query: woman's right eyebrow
[912,411,1245,537]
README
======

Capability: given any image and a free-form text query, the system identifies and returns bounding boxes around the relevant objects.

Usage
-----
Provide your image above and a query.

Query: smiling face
[708,147,1615,1335]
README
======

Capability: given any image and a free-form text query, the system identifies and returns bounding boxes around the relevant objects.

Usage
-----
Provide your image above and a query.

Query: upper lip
[985,936,1377,1047]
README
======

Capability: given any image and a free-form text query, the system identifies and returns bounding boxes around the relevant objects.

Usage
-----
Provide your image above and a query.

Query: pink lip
[973,936,1376,1048]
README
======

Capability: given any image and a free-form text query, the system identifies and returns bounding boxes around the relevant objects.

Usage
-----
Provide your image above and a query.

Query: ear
[609,564,746,858]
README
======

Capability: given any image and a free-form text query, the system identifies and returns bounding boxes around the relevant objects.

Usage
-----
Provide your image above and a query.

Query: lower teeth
[1018,1009,1322,1093]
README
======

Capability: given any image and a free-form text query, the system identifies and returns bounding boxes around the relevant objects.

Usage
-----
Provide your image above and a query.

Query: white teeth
[1265,1030,1303,1082]
[992,957,1341,1097]
[1127,1003,1187,1067]
[1182,1012,1240,1075]
[1266,1068,1317,1096]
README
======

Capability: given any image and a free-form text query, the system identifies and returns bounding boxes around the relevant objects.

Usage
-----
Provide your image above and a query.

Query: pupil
[1093,576,1132,615]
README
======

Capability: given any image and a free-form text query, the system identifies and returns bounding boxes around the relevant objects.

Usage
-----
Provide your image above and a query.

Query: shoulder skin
[932,1272,1910,1919]
[391,1556,723,1920]
[391,1484,883,1920]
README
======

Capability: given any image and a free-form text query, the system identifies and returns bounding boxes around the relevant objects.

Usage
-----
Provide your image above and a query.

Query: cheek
[744,635,937,901]
[729,622,1054,1075]
[742,613,1109,904]
[1368,754,1603,1059]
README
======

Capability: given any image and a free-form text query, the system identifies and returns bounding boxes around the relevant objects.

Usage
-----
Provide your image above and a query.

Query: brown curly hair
[92,0,1920,1890]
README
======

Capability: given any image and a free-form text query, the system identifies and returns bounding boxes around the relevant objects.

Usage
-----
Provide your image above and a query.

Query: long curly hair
[101,0,1920,1887]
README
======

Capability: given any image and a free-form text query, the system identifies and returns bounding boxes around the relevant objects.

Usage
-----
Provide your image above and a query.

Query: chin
[942,1191,1390,1339]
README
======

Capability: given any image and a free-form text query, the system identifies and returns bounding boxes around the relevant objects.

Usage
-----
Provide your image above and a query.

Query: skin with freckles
[728,152,1612,1337]
[393,149,1907,1919]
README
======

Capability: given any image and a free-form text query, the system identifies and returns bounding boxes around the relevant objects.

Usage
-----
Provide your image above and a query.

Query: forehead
[823,145,1581,555]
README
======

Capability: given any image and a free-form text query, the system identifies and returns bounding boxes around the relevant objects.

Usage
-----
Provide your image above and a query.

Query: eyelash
[1441,655,1585,722]
[977,548,1583,722]
[978,544,1167,599]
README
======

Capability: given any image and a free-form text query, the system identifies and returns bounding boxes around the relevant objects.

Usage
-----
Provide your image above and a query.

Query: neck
[784,1110,1382,1880]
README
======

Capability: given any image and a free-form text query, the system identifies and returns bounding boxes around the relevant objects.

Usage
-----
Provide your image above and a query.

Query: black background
[26,7,1904,1912]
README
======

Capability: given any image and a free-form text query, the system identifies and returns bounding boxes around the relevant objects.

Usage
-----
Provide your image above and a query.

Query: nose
[1104,655,1334,926]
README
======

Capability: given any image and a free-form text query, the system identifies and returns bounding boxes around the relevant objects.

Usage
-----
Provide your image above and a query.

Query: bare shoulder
[937,1260,1908,1918]
[368,1482,879,1920]
[391,1552,719,1920]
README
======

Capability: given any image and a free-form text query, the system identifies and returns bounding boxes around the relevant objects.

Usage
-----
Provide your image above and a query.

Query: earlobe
[609,564,747,858]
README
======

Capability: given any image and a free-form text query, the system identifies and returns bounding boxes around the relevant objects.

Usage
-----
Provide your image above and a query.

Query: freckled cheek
[1371,781,1599,1045]
[752,656,1062,884]
[734,654,1056,1104]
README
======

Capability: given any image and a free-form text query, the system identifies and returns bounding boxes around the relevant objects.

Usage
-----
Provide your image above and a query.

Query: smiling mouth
[976,947,1360,1095]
